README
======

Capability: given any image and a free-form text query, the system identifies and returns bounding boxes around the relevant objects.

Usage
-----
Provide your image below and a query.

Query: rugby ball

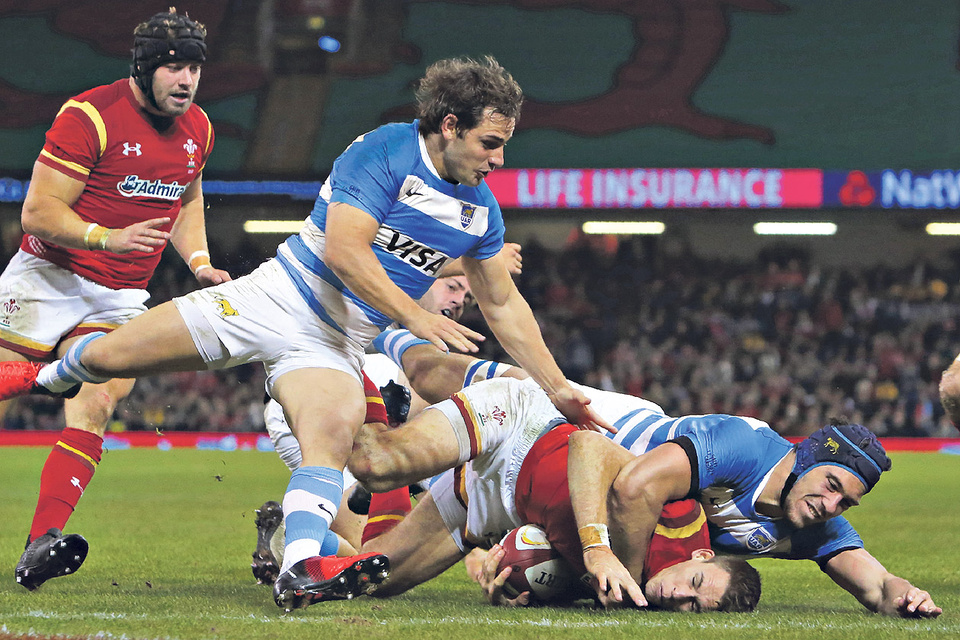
[497,525,581,604]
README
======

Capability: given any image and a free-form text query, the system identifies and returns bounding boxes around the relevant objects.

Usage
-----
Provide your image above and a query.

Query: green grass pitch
[0,446,958,640]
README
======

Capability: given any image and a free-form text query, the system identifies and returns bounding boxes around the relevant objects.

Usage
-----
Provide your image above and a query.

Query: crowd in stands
[4,232,960,438]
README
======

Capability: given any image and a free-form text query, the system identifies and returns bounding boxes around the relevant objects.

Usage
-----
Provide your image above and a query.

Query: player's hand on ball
[480,544,531,607]
[583,546,646,609]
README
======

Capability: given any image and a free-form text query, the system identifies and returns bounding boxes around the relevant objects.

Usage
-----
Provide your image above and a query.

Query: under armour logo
[122,142,142,156]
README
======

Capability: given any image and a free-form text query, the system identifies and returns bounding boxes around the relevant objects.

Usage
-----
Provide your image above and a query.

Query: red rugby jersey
[22,78,214,289]
[642,499,711,583]
[515,425,711,582]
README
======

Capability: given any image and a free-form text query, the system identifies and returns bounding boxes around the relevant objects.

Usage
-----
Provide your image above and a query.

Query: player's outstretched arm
[823,548,942,618]
[569,433,693,607]
[326,201,484,354]
[461,254,613,433]
[567,432,646,607]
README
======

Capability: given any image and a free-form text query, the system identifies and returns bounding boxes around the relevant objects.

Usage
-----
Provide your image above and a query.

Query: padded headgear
[792,422,891,494]
[131,8,206,104]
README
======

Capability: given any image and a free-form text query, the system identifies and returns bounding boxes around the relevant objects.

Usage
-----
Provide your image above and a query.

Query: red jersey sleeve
[195,105,215,171]
[37,100,105,182]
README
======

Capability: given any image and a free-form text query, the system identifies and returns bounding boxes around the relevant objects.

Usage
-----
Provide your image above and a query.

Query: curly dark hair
[416,56,523,136]
[711,556,762,613]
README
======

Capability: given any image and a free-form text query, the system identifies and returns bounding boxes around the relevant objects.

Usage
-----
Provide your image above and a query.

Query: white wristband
[188,250,210,263]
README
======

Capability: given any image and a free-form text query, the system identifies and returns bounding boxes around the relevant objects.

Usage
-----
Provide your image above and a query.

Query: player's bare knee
[348,441,408,493]
[64,382,130,434]
[81,341,128,377]
[348,453,402,493]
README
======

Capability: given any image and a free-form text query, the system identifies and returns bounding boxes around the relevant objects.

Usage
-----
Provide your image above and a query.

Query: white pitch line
[7,612,957,635]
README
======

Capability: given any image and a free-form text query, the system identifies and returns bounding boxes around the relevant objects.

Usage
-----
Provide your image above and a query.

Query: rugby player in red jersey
[356,423,760,613]
[1,8,229,590]
[256,340,760,612]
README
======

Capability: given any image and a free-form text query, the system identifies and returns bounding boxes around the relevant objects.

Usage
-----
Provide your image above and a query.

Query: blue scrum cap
[792,422,891,493]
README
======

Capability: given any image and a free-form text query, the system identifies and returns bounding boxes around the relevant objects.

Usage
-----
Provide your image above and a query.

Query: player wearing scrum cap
[568,418,941,617]
[343,348,939,616]
[4,7,229,591]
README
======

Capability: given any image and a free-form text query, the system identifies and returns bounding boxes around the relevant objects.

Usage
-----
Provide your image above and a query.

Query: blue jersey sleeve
[327,129,404,223]
[678,416,786,493]
[464,196,505,260]
[790,516,863,561]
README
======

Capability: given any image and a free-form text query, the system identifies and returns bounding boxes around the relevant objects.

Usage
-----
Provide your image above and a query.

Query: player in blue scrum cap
[566,416,940,617]
[784,422,890,502]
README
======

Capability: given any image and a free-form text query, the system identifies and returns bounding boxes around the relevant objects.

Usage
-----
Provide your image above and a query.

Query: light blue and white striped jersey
[594,399,863,562]
[275,120,504,345]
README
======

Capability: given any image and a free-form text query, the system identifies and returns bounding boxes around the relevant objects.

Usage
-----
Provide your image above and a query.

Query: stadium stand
[2,232,957,439]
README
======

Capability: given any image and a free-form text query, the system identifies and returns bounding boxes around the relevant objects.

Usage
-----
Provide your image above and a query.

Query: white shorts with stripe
[429,377,566,549]
[174,258,365,394]
[0,251,148,358]
[428,378,667,550]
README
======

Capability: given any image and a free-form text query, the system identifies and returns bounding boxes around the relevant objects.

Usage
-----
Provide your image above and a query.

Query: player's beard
[153,85,196,117]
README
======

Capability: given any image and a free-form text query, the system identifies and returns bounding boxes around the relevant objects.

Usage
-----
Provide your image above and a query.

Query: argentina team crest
[746,526,777,552]
[459,201,476,229]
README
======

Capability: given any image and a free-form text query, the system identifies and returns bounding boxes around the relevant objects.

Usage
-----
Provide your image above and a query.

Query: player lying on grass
[564,422,941,618]
[342,339,940,617]
[270,421,761,611]
[256,334,758,611]
[361,438,760,612]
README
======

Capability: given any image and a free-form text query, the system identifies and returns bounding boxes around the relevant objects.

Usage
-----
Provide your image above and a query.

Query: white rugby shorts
[428,377,567,547]
[0,251,148,358]
[429,467,469,553]
[174,258,364,393]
